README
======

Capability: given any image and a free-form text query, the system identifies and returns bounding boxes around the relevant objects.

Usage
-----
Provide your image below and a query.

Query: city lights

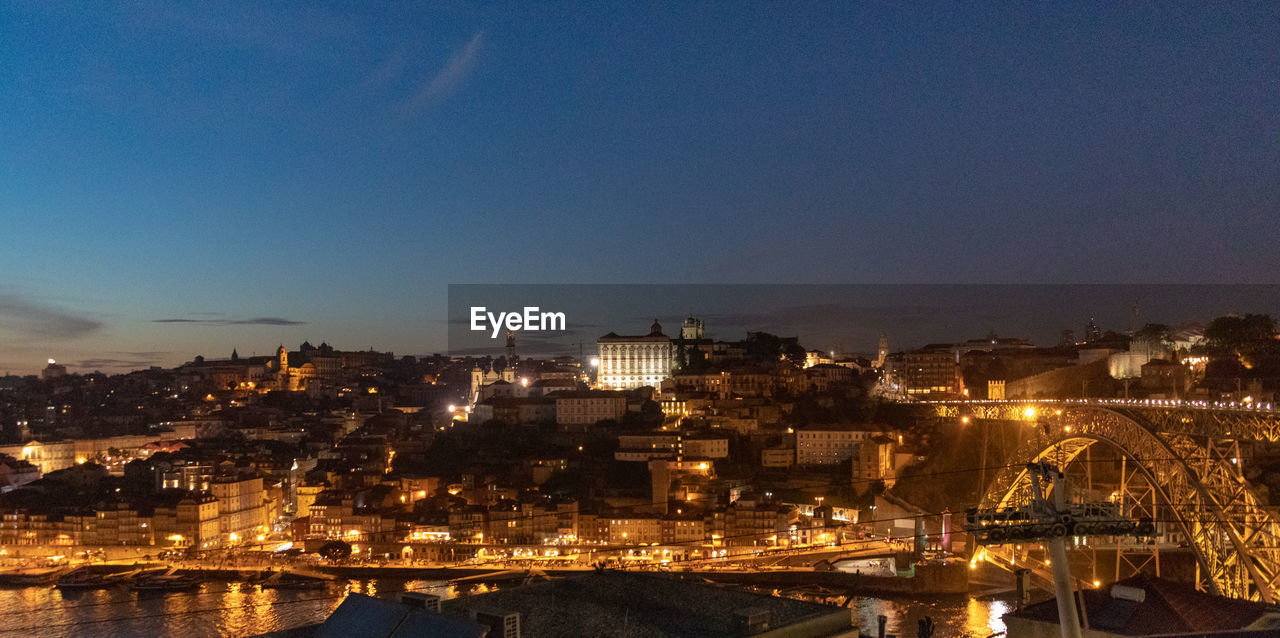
[0,1,1267,629]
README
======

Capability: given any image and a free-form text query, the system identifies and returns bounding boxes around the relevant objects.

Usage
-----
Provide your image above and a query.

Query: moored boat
[0,567,66,586]
[260,574,328,590]
[131,575,201,591]
[55,568,114,589]
[258,568,336,590]
[131,568,201,592]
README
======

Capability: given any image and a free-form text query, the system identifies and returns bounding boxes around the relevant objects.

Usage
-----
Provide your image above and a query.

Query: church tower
[470,364,485,404]
[506,329,518,364]
[680,317,704,340]
[276,345,290,391]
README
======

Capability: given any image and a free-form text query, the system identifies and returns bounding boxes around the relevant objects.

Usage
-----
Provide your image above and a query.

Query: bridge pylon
[966,461,1154,638]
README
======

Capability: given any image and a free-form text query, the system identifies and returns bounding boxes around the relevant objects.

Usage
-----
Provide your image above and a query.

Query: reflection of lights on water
[962,597,1011,637]
[987,600,1010,635]
[845,595,1014,637]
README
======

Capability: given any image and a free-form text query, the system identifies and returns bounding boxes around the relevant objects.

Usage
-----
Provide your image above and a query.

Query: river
[0,579,1013,637]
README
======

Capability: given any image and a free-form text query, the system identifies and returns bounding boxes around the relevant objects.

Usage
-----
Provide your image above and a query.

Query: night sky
[2,3,1278,373]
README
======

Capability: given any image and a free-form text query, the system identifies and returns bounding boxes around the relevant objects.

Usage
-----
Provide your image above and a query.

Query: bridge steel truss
[935,403,1280,602]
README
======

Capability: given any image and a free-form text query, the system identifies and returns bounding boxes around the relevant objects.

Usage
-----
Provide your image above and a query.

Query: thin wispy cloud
[0,294,102,340]
[74,357,165,370]
[400,31,484,113]
[152,316,306,326]
[113,351,175,358]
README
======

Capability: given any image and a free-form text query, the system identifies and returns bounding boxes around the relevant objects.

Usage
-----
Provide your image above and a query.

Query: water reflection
[849,595,1011,638]
[0,580,1012,638]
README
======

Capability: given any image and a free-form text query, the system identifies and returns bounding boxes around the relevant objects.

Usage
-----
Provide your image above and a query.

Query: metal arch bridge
[928,399,1280,602]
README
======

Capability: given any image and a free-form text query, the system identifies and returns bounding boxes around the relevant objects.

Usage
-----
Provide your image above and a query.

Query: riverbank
[38,560,968,597]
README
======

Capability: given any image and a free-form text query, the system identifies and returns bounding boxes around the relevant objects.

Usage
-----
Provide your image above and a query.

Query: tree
[319,540,352,561]
[745,332,784,362]
[783,343,807,368]
[1205,314,1276,355]
[1133,323,1171,343]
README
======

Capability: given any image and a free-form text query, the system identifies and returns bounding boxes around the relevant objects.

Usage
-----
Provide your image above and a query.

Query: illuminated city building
[152,491,221,549]
[648,458,714,514]
[211,473,267,543]
[664,367,808,399]
[615,432,680,461]
[682,435,729,459]
[597,320,673,390]
[469,361,514,405]
[0,511,89,546]
[0,436,163,476]
[795,424,881,466]
[307,486,406,542]
[0,455,39,492]
[472,397,555,425]
[295,483,325,520]
[174,343,391,396]
[660,515,707,545]
[553,390,628,429]
[724,501,797,547]
[40,359,66,380]
[604,515,662,545]
[854,435,899,490]
[804,350,833,367]
[901,345,964,396]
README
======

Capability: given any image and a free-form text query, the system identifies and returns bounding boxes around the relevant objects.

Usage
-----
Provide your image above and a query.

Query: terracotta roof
[1007,573,1278,635]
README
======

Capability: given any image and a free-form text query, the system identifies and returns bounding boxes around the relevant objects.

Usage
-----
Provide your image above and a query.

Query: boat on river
[0,567,66,586]
[56,568,113,589]
[131,567,201,592]
[259,567,337,590]
[56,566,146,589]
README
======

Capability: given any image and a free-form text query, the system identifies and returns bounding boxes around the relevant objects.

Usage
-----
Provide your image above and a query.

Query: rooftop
[263,571,854,638]
[1006,574,1280,635]
[440,571,852,637]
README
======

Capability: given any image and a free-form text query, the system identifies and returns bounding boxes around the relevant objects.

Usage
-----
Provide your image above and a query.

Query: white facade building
[597,320,674,390]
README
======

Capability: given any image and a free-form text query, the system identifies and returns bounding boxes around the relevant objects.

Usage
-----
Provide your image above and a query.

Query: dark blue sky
[1,3,1277,372]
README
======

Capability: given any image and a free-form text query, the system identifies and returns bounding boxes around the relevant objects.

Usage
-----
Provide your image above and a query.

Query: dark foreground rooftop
[258,571,855,638]
[1004,573,1280,636]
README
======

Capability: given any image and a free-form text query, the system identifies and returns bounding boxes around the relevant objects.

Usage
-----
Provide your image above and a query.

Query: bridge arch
[977,406,1280,602]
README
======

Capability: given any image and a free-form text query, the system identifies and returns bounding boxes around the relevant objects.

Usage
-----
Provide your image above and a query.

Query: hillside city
[2,314,1276,564]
